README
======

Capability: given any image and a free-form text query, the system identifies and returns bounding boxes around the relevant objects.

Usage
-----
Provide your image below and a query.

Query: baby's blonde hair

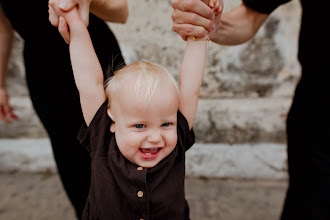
[104,61,178,108]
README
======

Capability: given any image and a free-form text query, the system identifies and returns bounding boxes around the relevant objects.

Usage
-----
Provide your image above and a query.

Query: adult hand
[0,87,18,123]
[171,0,222,40]
[49,0,91,26]
[49,0,91,43]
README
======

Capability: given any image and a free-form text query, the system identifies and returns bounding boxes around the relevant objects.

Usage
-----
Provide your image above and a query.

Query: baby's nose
[147,130,162,143]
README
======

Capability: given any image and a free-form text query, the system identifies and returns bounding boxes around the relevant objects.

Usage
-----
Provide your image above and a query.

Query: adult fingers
[0,106,10,123]
[213,0,224,16]
[48,5,59,27]
[173,23,209,41]
[171,0,214,20]
[57,0,78,12]
[5,105,18,121]
[58,17,70,44]
[172,9,214,32]
[0,105,17,123]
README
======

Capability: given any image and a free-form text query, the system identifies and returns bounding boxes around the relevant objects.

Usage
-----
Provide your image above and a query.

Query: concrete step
[0,97,292,144]
[0,138,288,179]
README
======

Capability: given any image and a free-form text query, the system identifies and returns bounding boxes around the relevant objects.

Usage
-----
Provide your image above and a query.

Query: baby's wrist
[189,35,210,41]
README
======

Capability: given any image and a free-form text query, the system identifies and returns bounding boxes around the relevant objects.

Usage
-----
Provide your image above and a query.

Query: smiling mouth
[139,148,162,159]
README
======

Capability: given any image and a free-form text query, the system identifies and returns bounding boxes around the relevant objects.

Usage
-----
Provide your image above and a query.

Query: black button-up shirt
[78,101,195,220]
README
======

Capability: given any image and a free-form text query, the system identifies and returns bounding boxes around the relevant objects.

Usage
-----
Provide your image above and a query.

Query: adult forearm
[90,0,128,23]
[210,3,269,45]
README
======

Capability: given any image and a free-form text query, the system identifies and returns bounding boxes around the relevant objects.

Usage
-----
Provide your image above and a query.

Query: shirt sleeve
[177,111,195,151]
[77,101,112,154]
[243,0,291,14]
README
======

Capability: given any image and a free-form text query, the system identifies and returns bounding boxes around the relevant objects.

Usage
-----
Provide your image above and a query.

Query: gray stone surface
[0,173,288,220]
[195,98,291,143]
[0,139,288,179]
[109,0,301,98]
[186,143,287,179]
[0,97,291,143]
[0,139,55,173]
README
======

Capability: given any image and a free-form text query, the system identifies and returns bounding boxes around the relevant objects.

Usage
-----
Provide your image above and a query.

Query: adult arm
[58,9,106,126]
[172,0,269,45]
[0,3,17,123]
[49,0,128,29]
[210,3,269,45]
[90,0,128,23]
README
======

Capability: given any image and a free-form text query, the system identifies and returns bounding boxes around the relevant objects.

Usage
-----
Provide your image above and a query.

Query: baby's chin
[135,159,162,168]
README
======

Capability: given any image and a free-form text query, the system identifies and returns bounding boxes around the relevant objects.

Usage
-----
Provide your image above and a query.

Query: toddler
[55,1,221,219]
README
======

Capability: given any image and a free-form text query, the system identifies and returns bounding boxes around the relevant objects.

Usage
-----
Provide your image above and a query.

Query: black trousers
[281,82,330,219]
[23,18,125,219]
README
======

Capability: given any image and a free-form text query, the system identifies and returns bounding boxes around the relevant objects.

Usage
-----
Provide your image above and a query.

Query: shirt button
[137,191,144,198]
[137,167,143,171]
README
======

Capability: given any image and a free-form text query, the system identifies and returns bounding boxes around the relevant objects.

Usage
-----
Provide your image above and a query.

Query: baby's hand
[48,0,67,24]
[190,0,223,41]
[49,0,80,44]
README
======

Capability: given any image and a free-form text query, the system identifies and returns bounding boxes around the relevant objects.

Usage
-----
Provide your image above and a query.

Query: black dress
[1,1,125,219]
[243,0,330,219]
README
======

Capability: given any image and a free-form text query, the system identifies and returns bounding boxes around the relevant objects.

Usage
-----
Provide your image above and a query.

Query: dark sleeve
[243,0,291,14]
[177,111,195,151]
[77,101,112,155]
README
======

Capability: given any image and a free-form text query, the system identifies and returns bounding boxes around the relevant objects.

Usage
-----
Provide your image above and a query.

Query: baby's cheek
[168,133,178,148]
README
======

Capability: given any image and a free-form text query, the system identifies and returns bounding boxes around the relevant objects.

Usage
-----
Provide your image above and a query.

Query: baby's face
[108,79,179,168]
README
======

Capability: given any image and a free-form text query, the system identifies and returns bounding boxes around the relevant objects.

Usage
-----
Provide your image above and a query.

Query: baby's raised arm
[57,9,106,126]
[178,38,207,130]
[178,0,221,129]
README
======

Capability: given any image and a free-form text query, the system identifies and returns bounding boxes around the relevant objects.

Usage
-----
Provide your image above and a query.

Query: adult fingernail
[59,1,68,9]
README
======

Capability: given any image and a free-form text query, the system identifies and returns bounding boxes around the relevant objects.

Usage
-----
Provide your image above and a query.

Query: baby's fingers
[58,17,70,44]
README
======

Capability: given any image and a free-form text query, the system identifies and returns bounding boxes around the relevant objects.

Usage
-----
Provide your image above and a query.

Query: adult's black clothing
[243,0,330,219]
[1,1,125,219]
[78,101,195,220]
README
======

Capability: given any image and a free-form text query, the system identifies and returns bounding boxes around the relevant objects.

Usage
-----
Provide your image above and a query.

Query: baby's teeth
[146,153,152,155]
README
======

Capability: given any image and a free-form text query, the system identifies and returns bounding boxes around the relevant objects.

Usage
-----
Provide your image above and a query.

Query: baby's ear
[107,108,116,133]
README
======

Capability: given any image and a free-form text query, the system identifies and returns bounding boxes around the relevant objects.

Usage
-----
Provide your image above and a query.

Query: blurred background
[0,0,301,219]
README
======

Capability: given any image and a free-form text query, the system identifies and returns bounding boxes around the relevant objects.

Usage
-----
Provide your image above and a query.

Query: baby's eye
[161,122,171,127]
[135,124,145,129]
